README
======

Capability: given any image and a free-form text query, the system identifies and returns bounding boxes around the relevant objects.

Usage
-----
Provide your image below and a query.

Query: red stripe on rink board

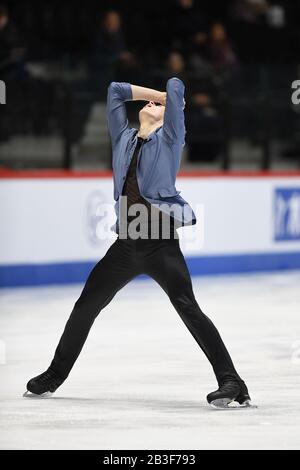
[1,168,300,179]
[0,169,113,179]
[179,171,300,178]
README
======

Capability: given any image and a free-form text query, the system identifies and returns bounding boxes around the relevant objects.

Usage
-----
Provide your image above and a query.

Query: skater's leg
[49,238,138,379]
[144,239,241,385]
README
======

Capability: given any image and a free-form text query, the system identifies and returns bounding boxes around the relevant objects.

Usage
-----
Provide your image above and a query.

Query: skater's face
[139,101,165,123]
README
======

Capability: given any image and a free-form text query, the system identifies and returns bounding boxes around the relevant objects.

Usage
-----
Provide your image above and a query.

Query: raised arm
[162,77,185,145]
[106,82,132,147]
[131,85,165,103]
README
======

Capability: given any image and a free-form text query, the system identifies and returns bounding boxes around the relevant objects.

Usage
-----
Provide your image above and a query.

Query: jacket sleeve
[162,77,186,145]
[106,82,132,147]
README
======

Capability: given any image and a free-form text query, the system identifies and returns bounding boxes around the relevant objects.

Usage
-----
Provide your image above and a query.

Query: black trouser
[50,237,241,385]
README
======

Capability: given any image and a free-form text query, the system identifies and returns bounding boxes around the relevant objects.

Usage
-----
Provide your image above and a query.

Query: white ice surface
[0,271,300,450]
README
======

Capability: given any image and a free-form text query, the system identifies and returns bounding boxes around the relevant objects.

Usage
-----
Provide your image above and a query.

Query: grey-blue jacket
[106,77,197,232]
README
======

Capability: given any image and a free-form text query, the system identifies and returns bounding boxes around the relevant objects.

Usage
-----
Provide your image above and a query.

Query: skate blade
[210,398,257,410]
[23,391,53,399]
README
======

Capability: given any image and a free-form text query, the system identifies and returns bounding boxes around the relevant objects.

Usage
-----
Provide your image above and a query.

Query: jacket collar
[132,125,162,142]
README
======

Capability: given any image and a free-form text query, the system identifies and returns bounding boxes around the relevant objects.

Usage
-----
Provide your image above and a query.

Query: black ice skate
[23,368,64,398]
[207,378,255,409]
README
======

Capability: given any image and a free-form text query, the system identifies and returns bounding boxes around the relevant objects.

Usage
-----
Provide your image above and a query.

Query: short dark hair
[0,4,8,17]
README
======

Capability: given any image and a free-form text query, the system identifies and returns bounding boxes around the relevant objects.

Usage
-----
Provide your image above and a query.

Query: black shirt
[118,136,178,239]
[122,136,150,214]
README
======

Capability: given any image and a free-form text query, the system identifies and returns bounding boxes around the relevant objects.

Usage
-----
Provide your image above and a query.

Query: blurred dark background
[1,0,300,171]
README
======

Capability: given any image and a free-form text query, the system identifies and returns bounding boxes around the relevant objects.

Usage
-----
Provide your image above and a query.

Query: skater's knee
[74,296,88,310]
[72,296,100,320]
[73,291,114,317]
[169,291,197,312]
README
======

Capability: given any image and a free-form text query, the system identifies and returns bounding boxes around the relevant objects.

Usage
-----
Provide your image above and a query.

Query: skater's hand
[159,92,167,106]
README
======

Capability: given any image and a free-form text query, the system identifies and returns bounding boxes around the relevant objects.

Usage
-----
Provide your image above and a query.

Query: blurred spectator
[167,51,186,76]
[171,0,208,59]
[207,22,237,78]
[231,0,269,23]
[186,91,223,163]
[186,66,224,163]
[90,10,136,92]
[229,0,289,62]
[190,22,237,83]
[152,50,188,91]
[229,0,267,61]
[154,46,224,163]
[0,4,26,79]
[230,1,289,63]
[265,2,285,28]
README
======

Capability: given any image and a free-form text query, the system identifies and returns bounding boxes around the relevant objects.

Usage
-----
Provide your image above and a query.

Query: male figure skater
[25,78,251,408]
